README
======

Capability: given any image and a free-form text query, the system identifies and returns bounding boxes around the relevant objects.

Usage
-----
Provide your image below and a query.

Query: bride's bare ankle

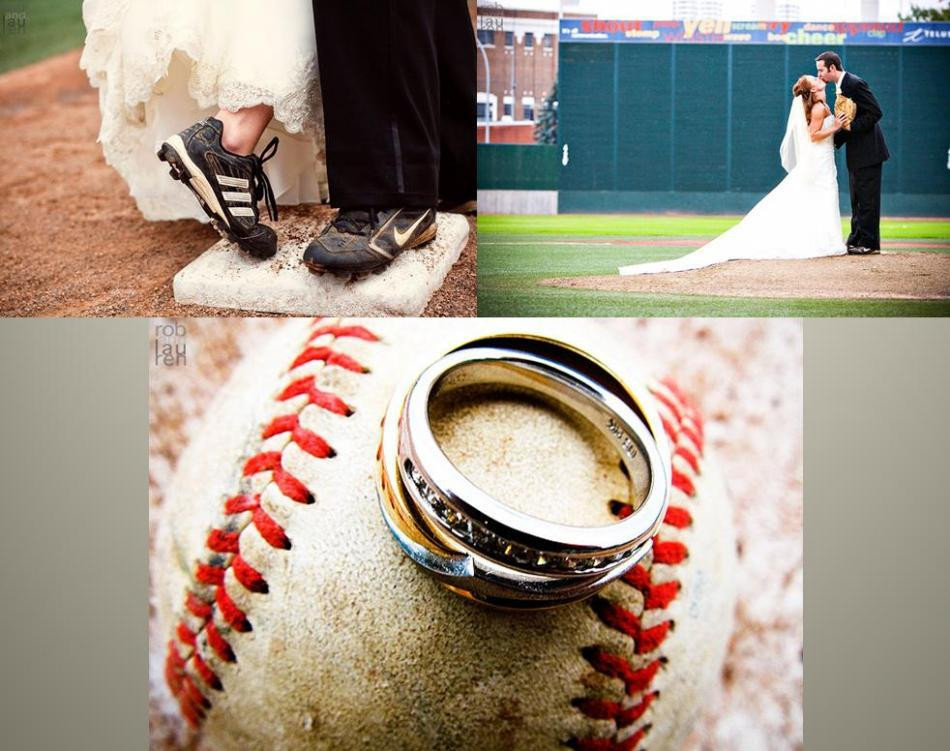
[215,105,274,156]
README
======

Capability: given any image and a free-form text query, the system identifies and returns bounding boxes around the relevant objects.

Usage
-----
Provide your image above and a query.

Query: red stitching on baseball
[206,621,235,663]
[611,504,692,529]
[569,725,650,751]
[279,375,353,416]
[608,499,633,519]
[243,451,282,475]
[674,445,700,473]
[215,583,252,633]
[191,651,222,691]
[291,346,369,373]
[651,539,688,565]
[175,623,196,648]
[252,507,292,550]
[242,453,314,504]
[195,563,225,586]
[206,529,240,554]
[165,641,184,691]
[262,414,336,458]
[663,506,692,528]
[573,691,658,727]
[224,494,257,514]
[179,697,205,729]
[222,494,293,550]
[651,388,683,424]
[164,320,376,727]
[590,597,674,655]
[573,380,703,751]
[167,650,208,725]
[580,647,664,695]
[307,323,378,343]
[623,564,681,610]
[672,470,696,497]
[182,674,210,710]
[185,591,213,620]
[274,467,312,504]
[660,379,703,432]
[232,554,268,594]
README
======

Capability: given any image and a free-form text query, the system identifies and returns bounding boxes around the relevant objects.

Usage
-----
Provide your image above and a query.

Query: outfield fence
[478,21,950,217]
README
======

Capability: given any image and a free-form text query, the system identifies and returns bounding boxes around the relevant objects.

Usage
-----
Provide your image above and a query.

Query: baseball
[153,317,736,750]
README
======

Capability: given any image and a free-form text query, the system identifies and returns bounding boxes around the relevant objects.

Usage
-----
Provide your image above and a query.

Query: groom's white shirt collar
[836,70,847,93]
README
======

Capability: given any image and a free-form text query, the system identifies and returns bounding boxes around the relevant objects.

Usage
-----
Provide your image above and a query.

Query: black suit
[311,0,475,209]
[833,72,889,251]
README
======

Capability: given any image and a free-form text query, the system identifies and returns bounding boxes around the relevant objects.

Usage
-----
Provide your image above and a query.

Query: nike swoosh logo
[392,211,430,246]
[368,210,402,259]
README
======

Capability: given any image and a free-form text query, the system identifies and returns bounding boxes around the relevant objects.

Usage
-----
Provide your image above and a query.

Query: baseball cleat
[158,117,280,259]
[847,245,880,255]
[302,207,437,276]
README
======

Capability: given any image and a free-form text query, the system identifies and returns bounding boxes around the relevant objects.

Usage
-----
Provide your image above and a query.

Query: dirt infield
[0,51,475,317]
[541,252,950,300]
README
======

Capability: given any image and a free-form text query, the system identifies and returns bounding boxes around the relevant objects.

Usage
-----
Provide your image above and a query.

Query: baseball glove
[835,95,856,131]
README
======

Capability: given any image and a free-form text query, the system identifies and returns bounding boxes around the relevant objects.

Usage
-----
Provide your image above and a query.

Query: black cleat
[847,245,880,255]
[158,118,280,259]
[303,207,437,276]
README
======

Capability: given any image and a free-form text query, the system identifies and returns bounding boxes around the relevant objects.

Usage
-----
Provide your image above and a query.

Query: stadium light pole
[477,34,491,144]
[510,25,516,123]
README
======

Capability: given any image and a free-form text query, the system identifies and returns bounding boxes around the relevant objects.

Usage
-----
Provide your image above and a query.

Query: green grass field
[0,0,84,74]
[478,215,950,317]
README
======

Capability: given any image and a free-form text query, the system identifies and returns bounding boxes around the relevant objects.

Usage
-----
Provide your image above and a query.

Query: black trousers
[312,0,475,209]
[847,163,883,251]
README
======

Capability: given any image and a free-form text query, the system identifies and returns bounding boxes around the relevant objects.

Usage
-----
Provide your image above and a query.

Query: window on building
[524,32,534,49]
[476,93,497,122]
[503,96,513,120]
[505,31,514,48]
[476,29,494,47]
[522,96,536,121]
[543,34,554,48]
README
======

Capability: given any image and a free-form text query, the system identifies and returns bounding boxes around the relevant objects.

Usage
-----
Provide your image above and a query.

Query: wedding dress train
[81,0,326,222]
[619,99,846,275]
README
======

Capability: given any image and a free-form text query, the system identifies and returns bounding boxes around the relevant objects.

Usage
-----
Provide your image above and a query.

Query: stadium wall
[475,29,950,217]
[557,40,950,215]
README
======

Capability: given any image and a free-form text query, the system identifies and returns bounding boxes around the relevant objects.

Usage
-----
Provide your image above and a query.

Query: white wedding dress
[619,98,846,275]
[80,0,326,222]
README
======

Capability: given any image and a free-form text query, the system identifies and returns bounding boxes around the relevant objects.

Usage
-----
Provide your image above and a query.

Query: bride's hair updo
[792,75,817,123]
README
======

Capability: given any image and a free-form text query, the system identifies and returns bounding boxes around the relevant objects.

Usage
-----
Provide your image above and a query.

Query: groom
[815,51,890,255]
[157,0,475,274]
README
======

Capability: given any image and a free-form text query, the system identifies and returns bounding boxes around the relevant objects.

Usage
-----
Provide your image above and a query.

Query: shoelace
[330,208,377,236]
[250,137,280,222]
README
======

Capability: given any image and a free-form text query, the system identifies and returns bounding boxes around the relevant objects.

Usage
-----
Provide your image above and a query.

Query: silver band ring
[377,334,671,609]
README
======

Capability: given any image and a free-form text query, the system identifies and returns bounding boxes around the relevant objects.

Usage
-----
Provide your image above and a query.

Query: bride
[80,0,325,225]
[619,75,848,276]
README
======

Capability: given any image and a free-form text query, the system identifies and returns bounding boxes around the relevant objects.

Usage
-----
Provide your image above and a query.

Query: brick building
[476,5,560,141]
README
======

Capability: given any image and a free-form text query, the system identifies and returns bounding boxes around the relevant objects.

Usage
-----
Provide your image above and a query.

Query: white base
[172,213,469,315]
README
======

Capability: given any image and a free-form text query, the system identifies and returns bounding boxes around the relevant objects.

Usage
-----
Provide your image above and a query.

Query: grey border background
[0,318,947,749]
[0,319,147,750]
[805,318,948,750]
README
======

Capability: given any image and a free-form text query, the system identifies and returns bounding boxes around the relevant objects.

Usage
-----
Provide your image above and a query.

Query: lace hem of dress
[80,25,322,137]
[79,20,326,219]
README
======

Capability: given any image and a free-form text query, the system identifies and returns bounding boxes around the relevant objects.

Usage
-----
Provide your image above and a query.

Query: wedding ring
[376,334,671,609]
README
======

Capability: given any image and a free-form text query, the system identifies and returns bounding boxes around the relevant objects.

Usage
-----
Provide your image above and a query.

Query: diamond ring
[376,334,671,609]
